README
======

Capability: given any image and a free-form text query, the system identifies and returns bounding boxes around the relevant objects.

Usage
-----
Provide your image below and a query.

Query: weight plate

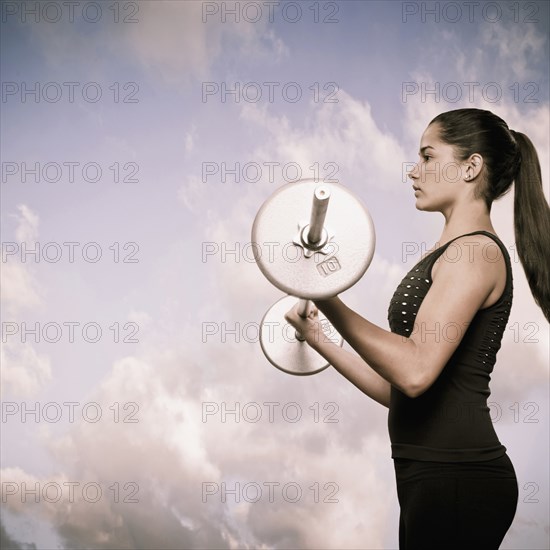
[260,295,344,375]
[251,179,376,299]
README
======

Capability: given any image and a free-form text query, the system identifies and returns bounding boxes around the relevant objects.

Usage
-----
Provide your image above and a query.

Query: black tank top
[387,231,513,462]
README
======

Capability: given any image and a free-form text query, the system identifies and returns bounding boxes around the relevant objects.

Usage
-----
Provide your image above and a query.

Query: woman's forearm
[310,338,391,407]
[313,297,421,397]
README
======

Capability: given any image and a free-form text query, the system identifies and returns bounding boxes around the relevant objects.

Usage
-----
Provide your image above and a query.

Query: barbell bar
[294,185,331,341]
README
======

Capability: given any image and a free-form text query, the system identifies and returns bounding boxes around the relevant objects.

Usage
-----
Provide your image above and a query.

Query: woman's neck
[437,200,496,246]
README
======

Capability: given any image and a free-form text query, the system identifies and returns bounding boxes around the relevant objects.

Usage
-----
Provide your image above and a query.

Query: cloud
[240,91,408,192]
[0,263,42,316]
[479,22,547,82]
[1,205,50,397]
[0,517,36,550]
[126,309,152,329]
[24,1,288,85]
[11,205,39,244]
[184,126,197,155]
[0,341,52,398]
[1,205,43,315]
[177,174,206,212]
[1,340,395,549]
[1,204,44,316]
[118,1,220,83]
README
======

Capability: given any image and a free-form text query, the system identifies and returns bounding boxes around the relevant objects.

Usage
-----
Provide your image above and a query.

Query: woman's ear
[464,153,483,181]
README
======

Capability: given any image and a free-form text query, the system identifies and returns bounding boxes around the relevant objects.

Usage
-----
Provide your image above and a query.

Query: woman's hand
[284,301,324,348]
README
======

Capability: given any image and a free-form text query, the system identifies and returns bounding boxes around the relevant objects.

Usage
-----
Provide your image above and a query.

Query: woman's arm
[307,336,391,407]
[286,236,503,398]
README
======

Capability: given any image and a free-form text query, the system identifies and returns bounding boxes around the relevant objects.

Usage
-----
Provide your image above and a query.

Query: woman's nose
[407,163,419,180]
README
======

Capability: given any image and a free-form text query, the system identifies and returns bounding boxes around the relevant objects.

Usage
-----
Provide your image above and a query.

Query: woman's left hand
[284,302,324,347]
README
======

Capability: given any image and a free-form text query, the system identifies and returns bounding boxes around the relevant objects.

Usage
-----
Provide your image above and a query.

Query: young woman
[284,108,550,549]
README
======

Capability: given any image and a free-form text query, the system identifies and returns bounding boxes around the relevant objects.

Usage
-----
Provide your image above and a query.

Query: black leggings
[394,454,518,550]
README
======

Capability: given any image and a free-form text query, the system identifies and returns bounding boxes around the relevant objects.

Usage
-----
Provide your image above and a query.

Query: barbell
[251,178,376,375]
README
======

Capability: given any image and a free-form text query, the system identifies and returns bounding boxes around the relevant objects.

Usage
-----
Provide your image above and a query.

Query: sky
[1,1,549,549]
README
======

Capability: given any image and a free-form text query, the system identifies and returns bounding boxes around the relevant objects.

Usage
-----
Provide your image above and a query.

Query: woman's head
[414,107,549,321]
[408,121,485,213]
[427,108,521,210]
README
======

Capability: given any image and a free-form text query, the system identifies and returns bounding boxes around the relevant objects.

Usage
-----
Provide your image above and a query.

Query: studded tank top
[387,231,513,462]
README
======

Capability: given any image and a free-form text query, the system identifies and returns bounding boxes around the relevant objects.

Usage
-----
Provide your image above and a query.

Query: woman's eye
[423,155,431,161]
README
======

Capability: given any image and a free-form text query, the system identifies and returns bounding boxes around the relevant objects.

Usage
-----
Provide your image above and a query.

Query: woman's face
[408,123,467,212]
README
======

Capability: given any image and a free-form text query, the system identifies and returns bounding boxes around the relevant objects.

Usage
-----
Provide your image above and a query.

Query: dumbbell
[251,178,376,375]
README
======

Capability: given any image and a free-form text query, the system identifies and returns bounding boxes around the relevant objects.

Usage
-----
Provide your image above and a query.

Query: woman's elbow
[399,344,442,398]
[402,382,428,399]
[400,368,435,399]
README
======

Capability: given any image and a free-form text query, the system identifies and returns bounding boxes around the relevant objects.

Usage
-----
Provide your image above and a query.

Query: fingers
[284,304,301,324]
[291,304,317,320]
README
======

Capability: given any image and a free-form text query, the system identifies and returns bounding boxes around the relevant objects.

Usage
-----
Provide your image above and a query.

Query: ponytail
[512,131,550,322]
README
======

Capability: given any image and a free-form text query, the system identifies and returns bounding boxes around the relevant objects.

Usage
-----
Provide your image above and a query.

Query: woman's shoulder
[431,232,509,298]
[442,231,509,264]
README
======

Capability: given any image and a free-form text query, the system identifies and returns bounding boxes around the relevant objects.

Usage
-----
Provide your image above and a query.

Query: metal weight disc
[251,179,376,299]
[260,295,344,375]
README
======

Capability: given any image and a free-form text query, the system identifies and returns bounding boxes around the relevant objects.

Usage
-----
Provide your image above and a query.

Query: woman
[284,108,550,549]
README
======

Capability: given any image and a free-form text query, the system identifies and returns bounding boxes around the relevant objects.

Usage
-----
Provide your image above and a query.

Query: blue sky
[1,1,549,548]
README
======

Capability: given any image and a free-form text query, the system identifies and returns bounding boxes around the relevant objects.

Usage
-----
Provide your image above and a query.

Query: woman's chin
[414,198,425,211]
[414,200,437,212]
